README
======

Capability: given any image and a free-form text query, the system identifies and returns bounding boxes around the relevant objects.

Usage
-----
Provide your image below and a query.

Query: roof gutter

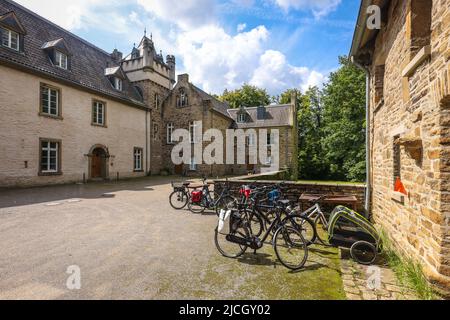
[349,0,373,58]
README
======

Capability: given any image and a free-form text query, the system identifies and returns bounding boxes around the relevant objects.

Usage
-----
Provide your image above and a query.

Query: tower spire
[144,27,147,37]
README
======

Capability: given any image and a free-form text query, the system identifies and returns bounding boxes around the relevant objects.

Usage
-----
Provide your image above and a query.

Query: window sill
[39,113,63,120]
[39,171,63,177]
[402,45,431,77]
[91,123,107,128]
[134,170,144,173]
[0,45,24,55]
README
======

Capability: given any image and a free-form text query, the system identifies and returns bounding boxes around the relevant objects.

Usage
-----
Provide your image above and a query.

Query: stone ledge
[391,191,406,204]
[402,45,431,77]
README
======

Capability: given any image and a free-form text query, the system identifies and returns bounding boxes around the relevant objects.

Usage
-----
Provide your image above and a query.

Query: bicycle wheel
[314,215,330,246]
[283,215,317,246]
[169,190,189,210]
[247,211,264,238]
[215,195,237,216]
[215,221,249,259]
[188,200,206,214]
[273,226,308,270]
[350,241,377,265]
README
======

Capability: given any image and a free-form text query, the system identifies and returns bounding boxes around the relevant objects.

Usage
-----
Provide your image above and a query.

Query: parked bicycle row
[169,179,382,271]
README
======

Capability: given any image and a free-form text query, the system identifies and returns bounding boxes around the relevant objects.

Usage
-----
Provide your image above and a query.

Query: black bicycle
[188,178,236,215]
[169,181,191,210]
[215,204,309,270]
[240,186,317,246]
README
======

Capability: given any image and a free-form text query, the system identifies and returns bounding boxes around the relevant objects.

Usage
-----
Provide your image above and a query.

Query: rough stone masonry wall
[369,0,450,293]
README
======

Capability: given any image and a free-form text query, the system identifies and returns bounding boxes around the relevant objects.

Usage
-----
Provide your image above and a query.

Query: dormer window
[238,113,246,123]
[114,77,123,91]
[42,38,71,70]
[0,12,26,53]
[54,50,67,69]
[1,28,19,51]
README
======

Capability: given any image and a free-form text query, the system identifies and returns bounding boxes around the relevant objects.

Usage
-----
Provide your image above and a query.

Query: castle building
[0,0,298,188]
[351,0,450,294]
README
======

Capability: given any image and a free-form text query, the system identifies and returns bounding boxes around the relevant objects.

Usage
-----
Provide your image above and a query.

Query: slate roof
[227,105,294,129]
[191,85,233,120]
[0,0,145,108]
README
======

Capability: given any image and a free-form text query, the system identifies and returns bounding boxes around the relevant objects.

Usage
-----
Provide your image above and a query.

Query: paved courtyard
[0,177,348,300]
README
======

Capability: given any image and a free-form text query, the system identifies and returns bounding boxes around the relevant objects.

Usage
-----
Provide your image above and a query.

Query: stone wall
[368,0,450,293]
[215,178,366,213]
[0,65,149,188]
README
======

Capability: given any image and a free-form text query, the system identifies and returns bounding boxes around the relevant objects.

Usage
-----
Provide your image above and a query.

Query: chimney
[178,74,189,83]
[111,49,123,63]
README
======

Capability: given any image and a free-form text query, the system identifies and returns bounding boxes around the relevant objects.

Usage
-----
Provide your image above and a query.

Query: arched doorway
[88,145,109,180]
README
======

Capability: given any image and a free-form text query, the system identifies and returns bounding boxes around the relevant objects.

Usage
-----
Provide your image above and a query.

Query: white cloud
[237,23,247,32]
[274,0,341,18]
[250,50,326,94]
[175,25,269,93]
[137,0,215,30]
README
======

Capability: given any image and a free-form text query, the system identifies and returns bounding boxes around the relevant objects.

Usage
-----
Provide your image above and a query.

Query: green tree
[297,87,329,180]
[321,56,366,182]
[219,84,271,108]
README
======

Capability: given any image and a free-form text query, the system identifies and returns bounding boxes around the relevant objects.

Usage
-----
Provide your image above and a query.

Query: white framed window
[114,78,123,91]
[92,100,106,126]
[40,84,60,117]
[1,28,19,51]
[238,113,246,123]
[40,140,60,173]
[177,90,188,107]
[54,50,68,70]
[266,156,272,166]
[134,148,143,171]
[190,157,197,171]
[167,123,174,144]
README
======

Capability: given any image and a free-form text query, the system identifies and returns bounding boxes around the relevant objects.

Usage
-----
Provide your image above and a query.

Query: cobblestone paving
[340,250,418,300]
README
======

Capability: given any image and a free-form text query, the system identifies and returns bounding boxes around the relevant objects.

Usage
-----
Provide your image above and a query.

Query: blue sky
[15,0,360,95]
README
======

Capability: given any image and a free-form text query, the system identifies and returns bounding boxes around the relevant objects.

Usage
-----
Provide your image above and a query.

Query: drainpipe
[351,56,371,217]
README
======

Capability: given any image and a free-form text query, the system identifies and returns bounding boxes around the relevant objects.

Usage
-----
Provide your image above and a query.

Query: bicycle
[215,204,309,271]
[244,187,317,246]
[169,181,191,210]
[188,178,237,215]
[293,195,336,246]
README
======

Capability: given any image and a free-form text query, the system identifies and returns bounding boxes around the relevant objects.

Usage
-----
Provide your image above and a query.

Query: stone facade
[351,0,450,294]
[0,64,149,187]
[0,0,299,189]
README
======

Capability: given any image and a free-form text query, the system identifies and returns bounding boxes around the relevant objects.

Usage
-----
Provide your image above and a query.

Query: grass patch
[379,230,436,300]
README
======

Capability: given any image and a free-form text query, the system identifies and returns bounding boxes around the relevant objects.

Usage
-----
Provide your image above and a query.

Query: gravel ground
[0,177,345,300]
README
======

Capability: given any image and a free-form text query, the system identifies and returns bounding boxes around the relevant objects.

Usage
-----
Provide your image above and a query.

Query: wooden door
[91,150,103,178]
[174,164,183,175]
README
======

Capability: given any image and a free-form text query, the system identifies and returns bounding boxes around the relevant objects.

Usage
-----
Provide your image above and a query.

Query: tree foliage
[219,84,271,108]
[217,56,366,182]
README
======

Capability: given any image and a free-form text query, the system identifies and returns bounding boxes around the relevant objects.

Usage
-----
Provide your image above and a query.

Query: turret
[111,49,123,63]
[166,55,176,82]
[142,37,154,68]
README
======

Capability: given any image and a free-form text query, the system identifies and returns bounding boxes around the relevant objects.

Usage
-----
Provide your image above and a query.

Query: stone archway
[87,144,110,180]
